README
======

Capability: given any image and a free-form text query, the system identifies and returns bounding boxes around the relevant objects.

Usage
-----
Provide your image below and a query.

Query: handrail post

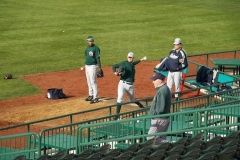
[109,106,112,115]
[70,115,73,134]
[27,124,30,133]
[206,53,209,67]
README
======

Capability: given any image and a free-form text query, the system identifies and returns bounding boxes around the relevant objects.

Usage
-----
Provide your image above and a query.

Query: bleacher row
[14,131,240,160]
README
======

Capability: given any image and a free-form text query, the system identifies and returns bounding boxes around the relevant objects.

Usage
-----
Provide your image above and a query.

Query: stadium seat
[166,144,185,155]
[197,151,217,160]
[37,155,50,160]
[77,149,94,159]
[217,145,238,160]
[104,148,122,157]
[14,155,27,160]
[49,150,68,160]
[114,151,134,160]
[95,144,111,154]
[181,148,201,159]
[130,154,147,160]
[186,139,204,150]
[148,149,165,160]
[126,143,140,152]
[202,144,221,154]
[136,146,152,155]
[164,153,180,160]
[153,142,172,151]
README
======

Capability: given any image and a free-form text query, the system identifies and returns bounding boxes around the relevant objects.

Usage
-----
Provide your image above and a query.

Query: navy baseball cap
[151,72,166,81]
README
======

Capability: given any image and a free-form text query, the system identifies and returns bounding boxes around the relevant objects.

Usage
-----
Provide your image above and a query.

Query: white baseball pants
[167,71,182,97]
[85,65,98,99]
[117,80,135,103]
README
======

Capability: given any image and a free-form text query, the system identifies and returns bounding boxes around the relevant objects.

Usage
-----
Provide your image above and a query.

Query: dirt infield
[0,61,158,108]
[0,61,159,128]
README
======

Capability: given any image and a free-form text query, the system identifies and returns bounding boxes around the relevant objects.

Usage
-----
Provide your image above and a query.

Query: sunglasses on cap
[128,57,133,58]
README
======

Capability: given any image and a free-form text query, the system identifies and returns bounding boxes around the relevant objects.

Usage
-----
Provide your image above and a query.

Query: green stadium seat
[197,151,217,160]
[181,148,201,160]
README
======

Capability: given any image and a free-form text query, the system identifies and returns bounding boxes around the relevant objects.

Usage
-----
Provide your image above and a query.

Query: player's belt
[122,80,133,85]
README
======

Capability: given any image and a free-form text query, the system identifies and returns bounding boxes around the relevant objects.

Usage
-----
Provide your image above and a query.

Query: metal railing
[77,122,240,153]
[76,103,240,153]
[38,89,240,154]
[39,107,148,155]
[171,87,240,112]
[0,133,39,160]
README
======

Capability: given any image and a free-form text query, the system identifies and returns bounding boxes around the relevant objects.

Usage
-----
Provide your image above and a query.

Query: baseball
[62,30,65,32]
[143,56,147,60]
[80,67,84,70]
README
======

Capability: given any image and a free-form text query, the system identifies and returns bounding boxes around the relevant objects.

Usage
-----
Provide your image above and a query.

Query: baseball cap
[173,38,182,45]
[128,52,134,58]
[86,35,94,41]
[151,72,166,81]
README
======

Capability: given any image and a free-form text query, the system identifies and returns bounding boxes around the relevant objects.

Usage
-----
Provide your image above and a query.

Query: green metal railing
[171,87,240,112]
[1,102,240,159]
[77,122,240,153]
[39,107,148,155]
[0,133,39,160]
[76,103,240,153]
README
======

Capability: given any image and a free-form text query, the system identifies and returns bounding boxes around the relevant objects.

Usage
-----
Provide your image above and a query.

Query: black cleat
[90,98,99,104]
[85,96,93,101]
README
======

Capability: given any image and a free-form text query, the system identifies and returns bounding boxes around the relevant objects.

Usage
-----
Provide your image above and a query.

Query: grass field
[0,0,240,100]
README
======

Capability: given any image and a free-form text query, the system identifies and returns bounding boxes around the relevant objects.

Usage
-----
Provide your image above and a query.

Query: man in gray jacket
[148,72,171,143]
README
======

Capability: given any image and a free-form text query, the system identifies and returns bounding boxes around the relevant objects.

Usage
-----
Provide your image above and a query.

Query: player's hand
[140,56,147,61]
[114,72,121,76]
[155,63,161,68]
[179,58,184,63]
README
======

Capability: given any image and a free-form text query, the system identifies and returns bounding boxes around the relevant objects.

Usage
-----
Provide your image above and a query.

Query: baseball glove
[97,68,104,78]
[3,73,13,80]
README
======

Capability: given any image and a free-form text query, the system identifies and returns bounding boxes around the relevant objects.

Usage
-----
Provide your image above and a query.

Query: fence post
[109,106,112,115]
[27,124,30,132]
[206,54,209,67]
[70,115,73,134]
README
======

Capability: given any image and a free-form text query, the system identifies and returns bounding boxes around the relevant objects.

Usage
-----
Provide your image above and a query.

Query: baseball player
[155,38,188,98]
[112,52,147,118]
[84,35,102,104]
[167,38,188,97]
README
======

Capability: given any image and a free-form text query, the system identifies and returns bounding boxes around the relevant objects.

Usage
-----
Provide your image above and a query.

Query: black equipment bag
[47,88,66,99]
[196,66,213,85]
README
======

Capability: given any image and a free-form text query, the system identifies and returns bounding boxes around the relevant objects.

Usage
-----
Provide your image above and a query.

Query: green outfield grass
[0,0,239,100]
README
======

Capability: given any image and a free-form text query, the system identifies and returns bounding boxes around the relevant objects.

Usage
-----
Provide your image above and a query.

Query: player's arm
[179,50,188,69]
[112,63,120,72]
[96,48,102,68]
[133,56,147,65]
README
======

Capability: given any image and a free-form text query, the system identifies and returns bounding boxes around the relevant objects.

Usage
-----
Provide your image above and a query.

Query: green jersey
[112,60,140,83]
[84,44,101,66]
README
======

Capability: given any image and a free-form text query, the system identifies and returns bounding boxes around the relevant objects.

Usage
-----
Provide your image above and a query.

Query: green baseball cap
[86,35,94,41]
